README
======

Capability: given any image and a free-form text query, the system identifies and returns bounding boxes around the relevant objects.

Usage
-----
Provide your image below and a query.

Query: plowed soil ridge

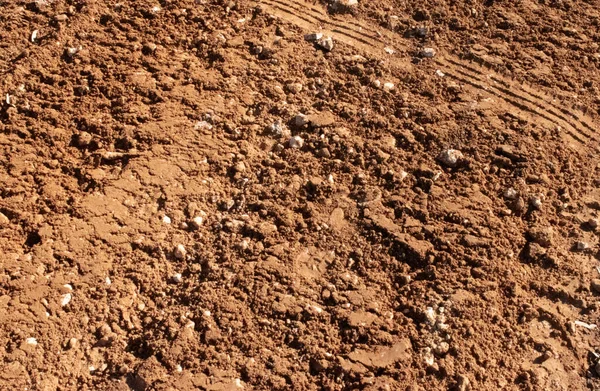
[257,0,598,146]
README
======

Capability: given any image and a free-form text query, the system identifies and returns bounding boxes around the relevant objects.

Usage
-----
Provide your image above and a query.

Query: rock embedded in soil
[530,195,543,210]
[190,215,205,230]
[174,244,186,260]
[420,47,436,58]
[304,32,323,42]
[575,241,588,251]
[0,212,9,226]
[457,374,471,391]
[76,131,92,148]
[289,136,304,149]
[294,113,308,127]
[503,187,518,200]
[437,149,464,168]
[590,279,600,293]
[317,36,334,51]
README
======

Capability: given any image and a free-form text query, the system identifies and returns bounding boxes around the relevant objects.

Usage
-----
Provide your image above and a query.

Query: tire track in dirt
[256,0,598,146]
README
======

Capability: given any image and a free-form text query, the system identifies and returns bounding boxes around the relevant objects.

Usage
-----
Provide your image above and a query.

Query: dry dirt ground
[1,0,600,390]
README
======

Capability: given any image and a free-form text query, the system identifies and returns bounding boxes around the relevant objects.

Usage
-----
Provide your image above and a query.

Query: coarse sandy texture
[1,0,600,390]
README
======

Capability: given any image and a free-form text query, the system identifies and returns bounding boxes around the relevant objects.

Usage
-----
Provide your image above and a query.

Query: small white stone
[63,284,73,291]
[436,69,445,77]
[503,187,518,200]
[26,337,38,346]
[61,293,72,307]
[185,320,195,329]
[151,5,161,13]
[176,365,183,373]
[294,113,308,127]
[31,30,39,43]
[327,174,334,183]
[105,277,111,285]
[68,338,78,349]
[383,82,395,91]
[203,310,212,317]
[288,136,304,149]
[420,47,436,58]
[423,347,435,366]
[576,241,589,251]
[172,273,182,283]
[162,215,171,224]
[424,307,436,325]
[188,217,202,230]
[399,170,408,181]
[384,46,395,55]
[372,79,381,88]
[530,196,543,210]
[317,36,334,51]
[438,149,464,167]
[194,121,213,131]
[174,244,186,260]
[234,378,243,388]
[304,32,323,42]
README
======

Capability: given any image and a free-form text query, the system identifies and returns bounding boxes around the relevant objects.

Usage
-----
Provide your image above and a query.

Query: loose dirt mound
[1,0,599,390]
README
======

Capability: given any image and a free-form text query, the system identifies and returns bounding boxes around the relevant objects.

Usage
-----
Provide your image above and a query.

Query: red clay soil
[1,0,600,390]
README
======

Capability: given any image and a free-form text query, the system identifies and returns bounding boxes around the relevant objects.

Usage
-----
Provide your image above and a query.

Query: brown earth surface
[1,0,600,390]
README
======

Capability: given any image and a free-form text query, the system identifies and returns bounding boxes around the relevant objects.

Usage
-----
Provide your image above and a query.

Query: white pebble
[63,284,73,291]
[424,307,436,325]
[203,310,212,317]
[26,337,38,346]
[435,69,445,77]
[530,196,542,210]
[172,273,182,283]
[162,215,171,224]
[438,149,464,167]
[384,46,396,55]
[61,293,72,307]
[190,215,204,229]
[194,121,213,131]
[503,187,518,200]
[289,136,304,149]
[317,36,334,51]
[304,32,323,42]
[420,47,436,58]
[174,244,187,260]
[68,338,78,349]
[576,241,589,251]
[176,365,183,373]
[294,113,308,127]
[31,30,39,43]
[105,277,111,285]
[383,82,395,91]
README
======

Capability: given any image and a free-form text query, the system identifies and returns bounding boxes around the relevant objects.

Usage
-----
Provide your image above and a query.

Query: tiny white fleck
[162,215,171,224]
[26,337,37,346]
